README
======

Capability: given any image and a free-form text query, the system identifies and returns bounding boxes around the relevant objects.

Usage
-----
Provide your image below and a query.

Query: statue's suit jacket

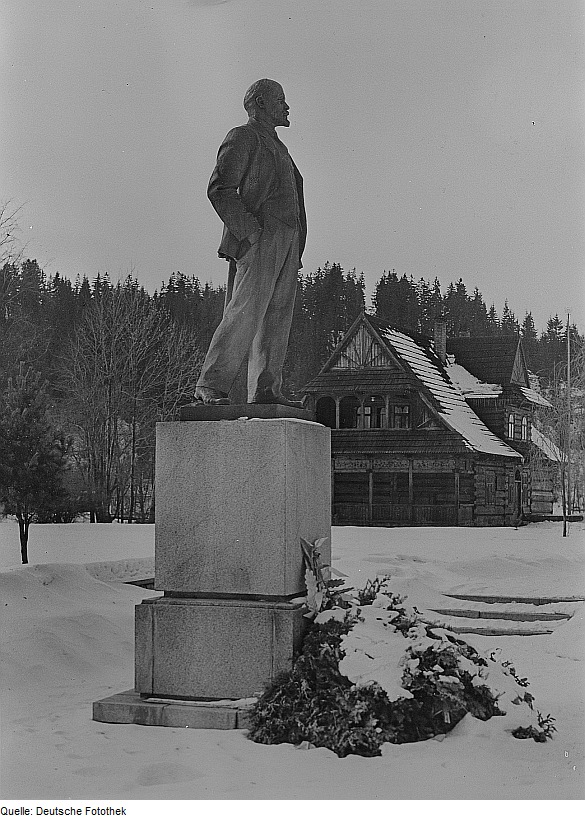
[207,118,307,269]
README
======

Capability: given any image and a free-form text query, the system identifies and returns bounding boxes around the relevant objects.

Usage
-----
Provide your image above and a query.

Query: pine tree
[443,279,470,336]
[521,312,537,343]
[416,278,434,335]
[0,260,50,384]
[289,263,365,393]
[501,301,519,336]
[17,259,45,320]
[545,314,565,344]
[198,281,226,349]
[76,275,92,313]
[0,365,70,563]
[469,287,489,335]
[486,304,499,335]
[520,312,539,369]
[373,269,418,333]
[157,271,205,327]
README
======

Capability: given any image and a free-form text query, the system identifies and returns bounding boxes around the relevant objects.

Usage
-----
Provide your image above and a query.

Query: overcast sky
[1,0,584,332]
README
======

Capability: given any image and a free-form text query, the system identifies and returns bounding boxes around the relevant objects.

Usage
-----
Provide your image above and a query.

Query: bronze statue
[194,79,306,407]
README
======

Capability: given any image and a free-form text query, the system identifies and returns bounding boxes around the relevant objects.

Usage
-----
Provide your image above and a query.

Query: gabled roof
[446,336,529,387]
[305,314,520,460]
[445,350,551,408]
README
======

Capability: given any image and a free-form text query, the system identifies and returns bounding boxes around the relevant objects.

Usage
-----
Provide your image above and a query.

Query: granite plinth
[92,690,253,730]
[135,596,306,700]
[155,418,331,597]
[180,402,313,421]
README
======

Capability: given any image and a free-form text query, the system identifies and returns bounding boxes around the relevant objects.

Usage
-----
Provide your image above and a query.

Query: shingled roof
[446,336,528,387]
[305,314,521,460]
[373,320,520,459]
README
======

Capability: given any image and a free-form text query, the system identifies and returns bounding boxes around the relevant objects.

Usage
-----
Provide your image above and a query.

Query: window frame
[391,404,411,430]
[485,470,496,505]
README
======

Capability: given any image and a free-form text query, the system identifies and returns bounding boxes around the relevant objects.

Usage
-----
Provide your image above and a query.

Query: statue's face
[260,84,290,127]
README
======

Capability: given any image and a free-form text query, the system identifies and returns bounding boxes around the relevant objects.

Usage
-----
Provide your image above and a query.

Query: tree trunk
[18,516,29,564]
[128,396,137,524]
[561,464,568,537]
[148,485,155,524]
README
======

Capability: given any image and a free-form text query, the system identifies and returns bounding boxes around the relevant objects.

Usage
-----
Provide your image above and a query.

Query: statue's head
[244,79,290,127]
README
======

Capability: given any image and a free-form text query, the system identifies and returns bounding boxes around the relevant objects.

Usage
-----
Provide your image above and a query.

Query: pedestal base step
[93,690,254,730]
[135,596,307,699]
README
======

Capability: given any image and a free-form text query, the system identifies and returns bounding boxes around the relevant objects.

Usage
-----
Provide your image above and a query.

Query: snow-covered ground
[0,518,583,802]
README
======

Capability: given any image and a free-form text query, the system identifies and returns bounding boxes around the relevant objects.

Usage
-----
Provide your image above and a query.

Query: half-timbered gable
[332,322,396,370]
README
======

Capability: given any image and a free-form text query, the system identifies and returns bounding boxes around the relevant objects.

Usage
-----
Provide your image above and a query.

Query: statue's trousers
[197,220,300,401]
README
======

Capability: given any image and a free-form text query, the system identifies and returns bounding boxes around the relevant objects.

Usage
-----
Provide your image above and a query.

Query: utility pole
[567,314,572,515]
[563,313,572,536]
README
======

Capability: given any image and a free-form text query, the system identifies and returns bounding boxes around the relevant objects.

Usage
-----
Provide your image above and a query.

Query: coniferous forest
[1,254,583,544]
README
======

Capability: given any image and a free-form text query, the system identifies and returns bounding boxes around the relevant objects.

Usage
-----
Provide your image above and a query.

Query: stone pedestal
[155,418,331,597]
[135,597,306,699]
[93,411,331,727]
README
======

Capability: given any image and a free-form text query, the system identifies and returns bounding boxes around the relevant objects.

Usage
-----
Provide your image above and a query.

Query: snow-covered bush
[248,559,554,758]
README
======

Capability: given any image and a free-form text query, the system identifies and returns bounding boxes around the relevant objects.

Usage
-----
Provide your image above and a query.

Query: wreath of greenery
[247,540,556,758]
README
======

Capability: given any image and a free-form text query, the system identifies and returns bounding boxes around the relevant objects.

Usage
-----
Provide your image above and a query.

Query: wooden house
[303,313,524,527]
[445,336,558,516]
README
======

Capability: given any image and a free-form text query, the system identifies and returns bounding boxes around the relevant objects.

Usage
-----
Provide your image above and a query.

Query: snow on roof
[445,358,502,398]
[377,326,521,459]
[518,386,552,408]
[531,427,563,462]
[445,360,550,406]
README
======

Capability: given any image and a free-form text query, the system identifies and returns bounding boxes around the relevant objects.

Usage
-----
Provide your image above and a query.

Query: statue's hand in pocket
[237,229,262,260]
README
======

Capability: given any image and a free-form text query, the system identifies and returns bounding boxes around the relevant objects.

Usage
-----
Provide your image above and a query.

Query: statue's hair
[243,79,281,113]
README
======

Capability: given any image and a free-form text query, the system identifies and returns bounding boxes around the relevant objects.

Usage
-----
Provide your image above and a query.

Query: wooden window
[392,404,410,429]
[508,477,515,506]
[521,416,529,441]
[507,413,515,439]
[360,395,386,429]
[485,470,496,505]
[521,473,528,507]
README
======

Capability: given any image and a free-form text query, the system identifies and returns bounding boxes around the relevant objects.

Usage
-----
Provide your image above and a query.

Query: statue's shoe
[250,390,304,409]
[194,386,231,405]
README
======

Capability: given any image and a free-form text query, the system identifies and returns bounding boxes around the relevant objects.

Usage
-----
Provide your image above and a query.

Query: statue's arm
[207,127,263,242]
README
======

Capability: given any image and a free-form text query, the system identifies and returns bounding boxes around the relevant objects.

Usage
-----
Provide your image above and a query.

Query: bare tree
[538,337,585,532]
[1,204,50,383]
[0,201,24,268]
[58,283,202,522]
